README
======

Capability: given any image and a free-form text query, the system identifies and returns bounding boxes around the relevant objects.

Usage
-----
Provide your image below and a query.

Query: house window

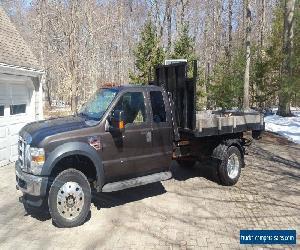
[0,105,4,116]
[10,104,26,115]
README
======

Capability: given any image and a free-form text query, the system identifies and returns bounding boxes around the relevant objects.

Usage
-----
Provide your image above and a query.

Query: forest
[1,0,299,116]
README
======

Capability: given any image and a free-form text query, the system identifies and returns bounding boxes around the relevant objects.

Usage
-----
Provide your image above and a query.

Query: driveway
[0,132,299,249]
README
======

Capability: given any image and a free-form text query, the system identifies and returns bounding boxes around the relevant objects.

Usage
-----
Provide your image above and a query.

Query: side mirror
[110,110,125,133]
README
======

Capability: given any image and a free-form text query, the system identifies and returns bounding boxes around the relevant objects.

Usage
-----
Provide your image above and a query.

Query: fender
[211,139,244,164]
[211,143,227,161]
[42,142,104,188]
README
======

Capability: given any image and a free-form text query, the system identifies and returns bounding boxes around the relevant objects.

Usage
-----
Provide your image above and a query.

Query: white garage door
[0,82,33,166]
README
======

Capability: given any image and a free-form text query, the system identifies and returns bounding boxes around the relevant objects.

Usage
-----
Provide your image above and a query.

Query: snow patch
[264,108,300,144]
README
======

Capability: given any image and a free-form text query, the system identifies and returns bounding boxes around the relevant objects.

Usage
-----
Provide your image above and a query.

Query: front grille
[19,136,27,171]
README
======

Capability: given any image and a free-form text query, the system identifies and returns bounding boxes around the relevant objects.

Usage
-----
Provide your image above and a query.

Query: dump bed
[192,111,264,137]
[150,61,264,139]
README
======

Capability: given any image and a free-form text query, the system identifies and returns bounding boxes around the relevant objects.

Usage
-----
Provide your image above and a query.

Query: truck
[15,61,264,227]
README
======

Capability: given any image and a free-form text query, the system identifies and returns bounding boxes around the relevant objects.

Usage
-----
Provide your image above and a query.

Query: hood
[20,115,92,146]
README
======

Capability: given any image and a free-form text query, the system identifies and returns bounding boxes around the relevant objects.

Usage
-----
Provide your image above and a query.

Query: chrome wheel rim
[57,182,84,220]
[227,154,239,179]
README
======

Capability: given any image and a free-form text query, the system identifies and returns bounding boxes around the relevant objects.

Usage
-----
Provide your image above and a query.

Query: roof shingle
[0,7,41,70]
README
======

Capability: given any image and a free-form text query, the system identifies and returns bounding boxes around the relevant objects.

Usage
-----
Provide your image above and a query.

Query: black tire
[22,195,51,220]
[218,146,242,186]
[176,159,196,168]
[48,169,91,228]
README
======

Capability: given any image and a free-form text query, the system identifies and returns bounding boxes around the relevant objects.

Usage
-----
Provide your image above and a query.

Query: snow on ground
[264,108,300,144]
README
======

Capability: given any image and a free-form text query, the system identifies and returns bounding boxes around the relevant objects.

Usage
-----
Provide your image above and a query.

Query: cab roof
[103,84,163,91]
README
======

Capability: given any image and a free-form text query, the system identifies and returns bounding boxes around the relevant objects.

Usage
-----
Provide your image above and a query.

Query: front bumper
[15,160,48,197]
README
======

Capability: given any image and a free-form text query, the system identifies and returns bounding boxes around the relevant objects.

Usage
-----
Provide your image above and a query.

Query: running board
[101,171,172,192]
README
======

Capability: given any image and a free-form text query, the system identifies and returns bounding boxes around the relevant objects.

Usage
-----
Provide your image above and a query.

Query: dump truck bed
[151,61,264,139]
[185,111,264,137]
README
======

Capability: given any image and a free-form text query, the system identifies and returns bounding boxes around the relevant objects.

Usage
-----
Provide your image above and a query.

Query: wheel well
[50,154,97,182]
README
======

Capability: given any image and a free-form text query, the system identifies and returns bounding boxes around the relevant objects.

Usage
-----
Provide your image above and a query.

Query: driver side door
[101,90,154,182]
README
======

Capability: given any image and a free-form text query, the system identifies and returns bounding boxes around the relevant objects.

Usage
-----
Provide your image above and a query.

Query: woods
[1,0,299,114]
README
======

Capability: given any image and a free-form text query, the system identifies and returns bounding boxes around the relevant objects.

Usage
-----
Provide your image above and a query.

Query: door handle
[146,131,152,143]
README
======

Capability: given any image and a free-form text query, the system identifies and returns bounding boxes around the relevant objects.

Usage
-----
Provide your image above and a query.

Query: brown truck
[15,62,264,227]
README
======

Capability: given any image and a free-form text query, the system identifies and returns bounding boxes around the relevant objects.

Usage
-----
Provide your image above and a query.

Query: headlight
[26,147,45,175]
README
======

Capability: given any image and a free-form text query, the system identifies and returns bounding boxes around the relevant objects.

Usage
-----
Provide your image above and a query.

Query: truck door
[101,90,155,182]
[148,90,173,171]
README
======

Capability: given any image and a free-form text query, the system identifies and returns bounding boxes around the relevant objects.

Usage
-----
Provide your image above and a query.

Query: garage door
[0,83,33,166]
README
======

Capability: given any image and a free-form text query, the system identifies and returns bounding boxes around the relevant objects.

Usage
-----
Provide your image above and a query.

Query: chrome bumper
[15,160,48,197]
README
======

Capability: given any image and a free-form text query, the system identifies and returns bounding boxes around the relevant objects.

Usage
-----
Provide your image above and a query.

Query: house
[0,7,44,167]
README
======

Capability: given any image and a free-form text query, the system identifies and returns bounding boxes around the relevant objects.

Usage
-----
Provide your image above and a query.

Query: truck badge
[88,136,101,150]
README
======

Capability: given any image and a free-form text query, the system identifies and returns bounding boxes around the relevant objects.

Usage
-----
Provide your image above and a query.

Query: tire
[22,195,51,220]
[218,146,242,186]
[176,159,196,168]
[48,169,91,228]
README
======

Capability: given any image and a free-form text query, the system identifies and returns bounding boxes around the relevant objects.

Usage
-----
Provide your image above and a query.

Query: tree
[166,0,172,55]
[130,20,165,84]
[243,0,251,110]
[277,0,296,116]
[226,0,233,64]
[172,23,197,62]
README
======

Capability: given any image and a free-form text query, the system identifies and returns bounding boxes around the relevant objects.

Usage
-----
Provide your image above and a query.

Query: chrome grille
[19,136,26,171]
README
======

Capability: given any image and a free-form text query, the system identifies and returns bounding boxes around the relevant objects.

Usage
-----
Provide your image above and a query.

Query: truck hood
[20,116,92,146]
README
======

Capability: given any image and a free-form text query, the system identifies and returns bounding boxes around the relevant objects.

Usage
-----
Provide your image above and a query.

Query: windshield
[79,88,118,121]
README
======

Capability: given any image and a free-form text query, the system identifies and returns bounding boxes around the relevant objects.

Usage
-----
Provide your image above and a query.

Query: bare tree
[226,0,233,64]
[1,0,282,111]
[166,0,172,55]
[277,0,296,116]
[260,0,266,49]
[243,0,251,110]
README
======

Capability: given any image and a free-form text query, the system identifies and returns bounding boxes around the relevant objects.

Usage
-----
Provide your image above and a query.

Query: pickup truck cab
[16,85,174,227]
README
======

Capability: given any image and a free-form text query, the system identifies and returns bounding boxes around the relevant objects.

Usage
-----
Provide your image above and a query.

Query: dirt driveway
[0,132,299,249]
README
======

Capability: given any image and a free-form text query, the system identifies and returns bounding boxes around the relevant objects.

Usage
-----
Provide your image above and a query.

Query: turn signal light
[32,155,45,163]
[119,121,124,129]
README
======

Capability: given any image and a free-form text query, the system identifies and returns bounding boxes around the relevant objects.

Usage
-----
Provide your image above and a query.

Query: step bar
[101,171,172,192]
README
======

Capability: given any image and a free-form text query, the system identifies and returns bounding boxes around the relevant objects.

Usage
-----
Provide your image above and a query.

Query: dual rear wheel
[218,146,242,186]
[177,146,243,186]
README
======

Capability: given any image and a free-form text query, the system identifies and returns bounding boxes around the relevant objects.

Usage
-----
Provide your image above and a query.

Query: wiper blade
[78,112,88,118]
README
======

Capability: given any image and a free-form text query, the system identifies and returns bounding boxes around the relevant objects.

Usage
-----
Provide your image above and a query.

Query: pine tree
[129,21,164,84]
[172,23,197,64]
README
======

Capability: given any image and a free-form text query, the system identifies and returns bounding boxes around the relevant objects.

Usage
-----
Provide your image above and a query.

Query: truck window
[79,88,118,121]
[150,91,166,123]
[113,92,146,125]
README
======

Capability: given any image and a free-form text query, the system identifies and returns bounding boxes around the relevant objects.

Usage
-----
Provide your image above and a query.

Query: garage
[0,7,44,167]
[0,79,34,166]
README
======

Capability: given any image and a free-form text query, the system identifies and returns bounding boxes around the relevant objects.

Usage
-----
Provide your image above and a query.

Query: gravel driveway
[0,132,299,249]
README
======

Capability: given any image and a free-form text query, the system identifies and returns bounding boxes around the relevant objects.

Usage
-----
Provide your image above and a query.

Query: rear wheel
[218,146,242,186]
[48,169,91,228]
[176,159,196,168]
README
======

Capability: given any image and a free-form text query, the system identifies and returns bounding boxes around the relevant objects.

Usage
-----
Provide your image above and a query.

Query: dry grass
[43,107,73,119]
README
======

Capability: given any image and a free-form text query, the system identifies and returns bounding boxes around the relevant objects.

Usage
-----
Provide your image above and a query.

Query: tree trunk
[166,0,172,55]
[260,0,265,49]
[277,0,296,117]
[243,0,251,110]
[227,0,233,64]
[256,0,266,108]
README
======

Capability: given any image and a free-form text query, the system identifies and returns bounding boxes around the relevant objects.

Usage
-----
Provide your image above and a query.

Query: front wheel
[218,146,242,186]
[48,169,91,228]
